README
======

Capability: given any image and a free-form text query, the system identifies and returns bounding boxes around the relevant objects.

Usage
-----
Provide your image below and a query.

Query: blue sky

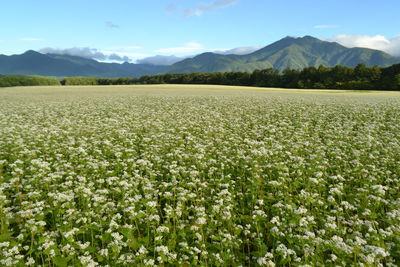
[1,0,399,64]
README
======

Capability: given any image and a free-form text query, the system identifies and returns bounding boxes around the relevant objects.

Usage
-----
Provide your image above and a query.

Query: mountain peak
[281,35,320,41]
[302,35,319,40]
[22,50,41,56]
[282,36,296,40]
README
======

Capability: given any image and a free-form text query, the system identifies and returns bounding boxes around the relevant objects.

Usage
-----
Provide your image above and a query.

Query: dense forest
[1,64,400,90]
[0,75,61,87]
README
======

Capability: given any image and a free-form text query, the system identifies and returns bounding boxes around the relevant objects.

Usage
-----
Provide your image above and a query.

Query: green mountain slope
[0,51,167,78]
[166,36,399,73]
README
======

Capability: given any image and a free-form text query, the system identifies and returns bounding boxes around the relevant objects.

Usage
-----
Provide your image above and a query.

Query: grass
[0,85,399,266]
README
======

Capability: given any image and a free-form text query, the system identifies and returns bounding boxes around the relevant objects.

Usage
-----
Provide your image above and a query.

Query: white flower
[146,201,157,208]
[26,257,35,265]
[137,246,148,255]
[99,249,109,257]
[294,207,308,215]
[156,226,170,233]
[155,245,169,254]
[196,217,207,225]
[144,259,155,266]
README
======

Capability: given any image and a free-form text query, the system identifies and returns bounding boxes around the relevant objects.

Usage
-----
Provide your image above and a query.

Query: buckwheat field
[0,85,399,266]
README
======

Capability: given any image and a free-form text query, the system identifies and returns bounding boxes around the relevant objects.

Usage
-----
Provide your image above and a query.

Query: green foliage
[395,74,400,89]
[62,77,99,86]
[0,75,61,87]
[61,77,140,86]
[98,77,140,85]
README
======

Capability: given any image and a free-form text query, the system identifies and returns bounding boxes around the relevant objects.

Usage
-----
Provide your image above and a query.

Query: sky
[1,0,399,65]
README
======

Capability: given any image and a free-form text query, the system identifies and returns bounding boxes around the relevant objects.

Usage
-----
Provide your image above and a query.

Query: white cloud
[101,50,151,62]
[165,4,177,14]
[325,34,400,57]
[103,52,130,62]
[184,0,238,17]
[313,25,338,29]
[106,21,119,29]
[214,46,263,55]
[39,47,107,60]
[20,37,43,41]
[38,47,151,63]
[156,42,203,54]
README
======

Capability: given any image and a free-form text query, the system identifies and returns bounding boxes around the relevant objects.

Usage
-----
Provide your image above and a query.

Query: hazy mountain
[0,51,167,78]
[136,55,188,66]
[165,36,399,73]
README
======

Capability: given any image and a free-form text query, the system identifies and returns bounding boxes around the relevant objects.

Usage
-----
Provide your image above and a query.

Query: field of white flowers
[0,85,399,266]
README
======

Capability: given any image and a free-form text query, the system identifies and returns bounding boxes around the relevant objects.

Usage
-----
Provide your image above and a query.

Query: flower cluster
[0,86,399,266]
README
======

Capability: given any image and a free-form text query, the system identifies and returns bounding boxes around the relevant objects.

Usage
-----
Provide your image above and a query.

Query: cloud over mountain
[326,34,400,57]
[38,47,132,62]
[214,46,263,55]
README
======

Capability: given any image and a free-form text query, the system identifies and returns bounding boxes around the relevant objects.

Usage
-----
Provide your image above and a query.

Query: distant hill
[165,36,399,73]
[0,51,167,78]
[0,36,398,77]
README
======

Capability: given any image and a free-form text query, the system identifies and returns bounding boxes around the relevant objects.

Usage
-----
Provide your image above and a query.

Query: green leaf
[53,256,71,267]
[128,236,140,250]
[0,232,12,242]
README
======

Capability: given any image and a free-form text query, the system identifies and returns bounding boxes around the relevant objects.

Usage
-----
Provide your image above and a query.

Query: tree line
[1,63,400,90]
[62,63,400,90]
[0,75,61,87]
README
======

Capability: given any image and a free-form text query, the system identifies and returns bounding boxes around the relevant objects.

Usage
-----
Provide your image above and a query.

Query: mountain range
[0,51,166,78]
[0,36,398,78]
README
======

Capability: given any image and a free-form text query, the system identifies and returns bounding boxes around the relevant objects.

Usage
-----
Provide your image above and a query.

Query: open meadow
[0,85,399,266]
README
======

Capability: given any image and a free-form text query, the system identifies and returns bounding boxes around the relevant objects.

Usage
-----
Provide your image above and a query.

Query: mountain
[0,51,167,78]
[0,36,398,77]
[166,36,399,73]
